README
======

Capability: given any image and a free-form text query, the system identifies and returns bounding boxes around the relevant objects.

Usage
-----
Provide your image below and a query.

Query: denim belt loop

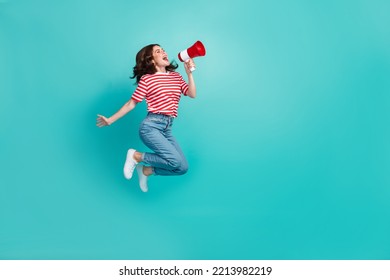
[165,116,172,130]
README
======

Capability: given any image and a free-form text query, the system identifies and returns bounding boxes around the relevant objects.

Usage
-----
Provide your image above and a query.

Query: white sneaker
[123,149,137,179]
[136,165,148,192]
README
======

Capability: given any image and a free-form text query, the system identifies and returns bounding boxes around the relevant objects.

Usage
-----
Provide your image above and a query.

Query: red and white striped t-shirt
[131,71,189,117]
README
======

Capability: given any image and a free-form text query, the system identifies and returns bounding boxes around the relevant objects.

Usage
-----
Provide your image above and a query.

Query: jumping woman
[96,44,196,192]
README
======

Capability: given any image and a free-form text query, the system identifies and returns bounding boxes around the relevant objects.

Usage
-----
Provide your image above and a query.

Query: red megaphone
[178,41,206,72]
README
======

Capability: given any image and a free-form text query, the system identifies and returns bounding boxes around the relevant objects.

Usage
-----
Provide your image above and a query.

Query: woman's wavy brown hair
[131,44,178,84]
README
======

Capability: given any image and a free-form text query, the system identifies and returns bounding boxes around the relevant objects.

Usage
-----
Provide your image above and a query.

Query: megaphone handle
[186,59,196,72]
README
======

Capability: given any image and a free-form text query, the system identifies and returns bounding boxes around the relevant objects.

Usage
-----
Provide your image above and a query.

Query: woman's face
[152,45,170,68]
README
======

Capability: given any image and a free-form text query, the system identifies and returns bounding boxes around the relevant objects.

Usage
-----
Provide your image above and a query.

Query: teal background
[1,0,389,259]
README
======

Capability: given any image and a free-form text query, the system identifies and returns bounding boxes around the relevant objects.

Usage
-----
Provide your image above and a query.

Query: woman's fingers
[96,115,108,127]
[184,59,195,72]
[96,120,105,127]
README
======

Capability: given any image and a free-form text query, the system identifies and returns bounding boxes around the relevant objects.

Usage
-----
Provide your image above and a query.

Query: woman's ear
[147,56,155,65]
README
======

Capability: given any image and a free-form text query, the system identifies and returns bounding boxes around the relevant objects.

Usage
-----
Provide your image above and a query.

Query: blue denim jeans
[139,112,188,176]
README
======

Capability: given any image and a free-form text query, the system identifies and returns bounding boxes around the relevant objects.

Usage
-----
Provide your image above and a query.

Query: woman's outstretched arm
[96,98,137,127]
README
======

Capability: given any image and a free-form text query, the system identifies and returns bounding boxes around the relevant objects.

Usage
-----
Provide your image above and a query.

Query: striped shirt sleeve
[131,77,148,103]
[179,74,189,95]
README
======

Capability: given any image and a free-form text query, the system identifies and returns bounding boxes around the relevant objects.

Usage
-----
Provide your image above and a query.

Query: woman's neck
[155,65,167,73]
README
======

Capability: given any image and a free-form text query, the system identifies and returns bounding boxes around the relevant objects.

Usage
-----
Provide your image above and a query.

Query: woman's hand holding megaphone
[184,58,196,74]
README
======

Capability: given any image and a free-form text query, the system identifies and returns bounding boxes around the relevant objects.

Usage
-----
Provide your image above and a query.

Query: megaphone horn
[178,41,206,72]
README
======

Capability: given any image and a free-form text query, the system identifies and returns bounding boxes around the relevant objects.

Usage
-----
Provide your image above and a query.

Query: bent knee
[176,163,188,175]
[167,158,182,170]
[167,158,188,175]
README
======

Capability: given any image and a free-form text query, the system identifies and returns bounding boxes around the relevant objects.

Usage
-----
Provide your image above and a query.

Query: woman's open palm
[96,114,111,127]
